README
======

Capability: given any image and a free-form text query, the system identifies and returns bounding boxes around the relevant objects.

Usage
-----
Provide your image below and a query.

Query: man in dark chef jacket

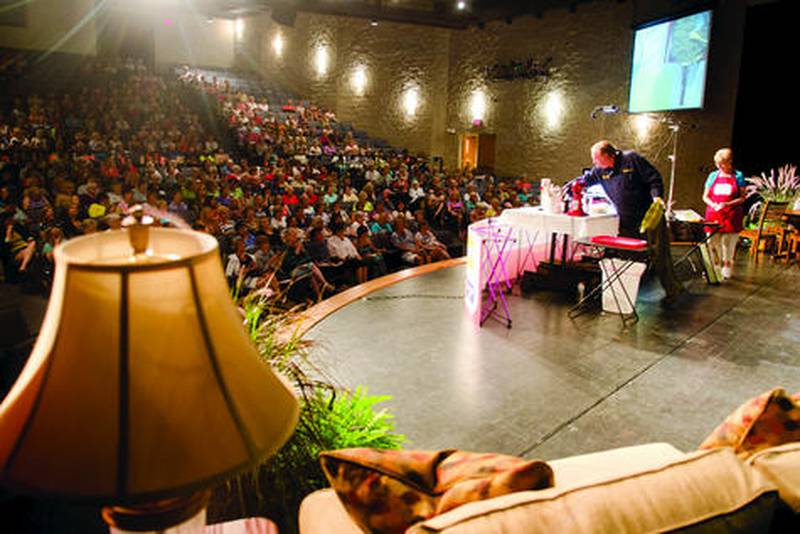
[584,140,685,305]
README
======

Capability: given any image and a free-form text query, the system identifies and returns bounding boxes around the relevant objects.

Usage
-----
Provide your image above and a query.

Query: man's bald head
[591,140,617,169]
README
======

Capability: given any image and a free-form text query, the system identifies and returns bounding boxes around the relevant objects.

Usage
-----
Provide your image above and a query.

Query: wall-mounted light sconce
[542,90,565,130]
[351,65,368,95]
[402,86,420,118]
[272,33,284,57]
[314,45,329,77]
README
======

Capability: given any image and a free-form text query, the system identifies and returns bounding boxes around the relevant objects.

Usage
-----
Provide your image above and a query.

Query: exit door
[460,133,496,172]
[461,134,478,171]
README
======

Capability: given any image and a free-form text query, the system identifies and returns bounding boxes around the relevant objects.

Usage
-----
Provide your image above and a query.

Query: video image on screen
[629,10,712,113]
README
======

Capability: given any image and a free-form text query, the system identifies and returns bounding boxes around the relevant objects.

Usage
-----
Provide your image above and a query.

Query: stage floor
[308,259,800,460]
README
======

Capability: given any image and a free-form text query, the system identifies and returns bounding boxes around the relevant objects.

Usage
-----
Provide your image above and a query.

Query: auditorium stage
[307,259,800,460]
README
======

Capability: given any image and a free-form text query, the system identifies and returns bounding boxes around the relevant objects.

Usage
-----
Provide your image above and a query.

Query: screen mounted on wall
[628,9,712,113]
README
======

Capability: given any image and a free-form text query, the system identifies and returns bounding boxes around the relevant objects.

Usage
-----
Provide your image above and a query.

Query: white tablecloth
[498,207,619,241]
[464,207,620,325]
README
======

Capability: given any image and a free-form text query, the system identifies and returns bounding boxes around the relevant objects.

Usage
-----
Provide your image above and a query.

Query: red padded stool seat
[590,235,648,251]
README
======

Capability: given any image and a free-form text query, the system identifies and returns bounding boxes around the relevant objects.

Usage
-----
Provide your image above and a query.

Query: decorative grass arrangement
[208,292,405,533]
[747,164,799,203]
[745,164,799,227]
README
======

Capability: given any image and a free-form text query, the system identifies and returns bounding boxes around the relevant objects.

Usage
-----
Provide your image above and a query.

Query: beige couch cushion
[299,487,365,534]
[548,441,685,490]
[299,443,683,534]
[748,442,800,512]
[407,448,777,534]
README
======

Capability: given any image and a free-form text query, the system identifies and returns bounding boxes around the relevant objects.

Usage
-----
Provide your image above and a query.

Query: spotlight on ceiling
[456,1,466,11]
[370,19,379,27]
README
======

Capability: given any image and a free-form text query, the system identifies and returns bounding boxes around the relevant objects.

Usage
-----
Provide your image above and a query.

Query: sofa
[299,441,799,533]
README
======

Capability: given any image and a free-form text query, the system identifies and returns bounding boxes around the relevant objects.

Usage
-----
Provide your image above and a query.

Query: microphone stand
[666,122,679,221]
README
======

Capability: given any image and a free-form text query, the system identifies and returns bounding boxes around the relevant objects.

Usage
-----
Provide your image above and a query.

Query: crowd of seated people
[0,49,32,82]
[1,57,539,305]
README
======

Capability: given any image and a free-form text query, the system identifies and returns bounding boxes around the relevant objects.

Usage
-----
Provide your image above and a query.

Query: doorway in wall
[460,133,496,173]
[461,134,478,171]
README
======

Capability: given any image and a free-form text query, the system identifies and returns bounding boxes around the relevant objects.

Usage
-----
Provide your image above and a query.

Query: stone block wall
[248,0,747,210]
[254,13,451,157]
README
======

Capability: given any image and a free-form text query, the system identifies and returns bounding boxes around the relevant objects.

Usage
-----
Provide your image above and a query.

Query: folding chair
[568,235,649,327]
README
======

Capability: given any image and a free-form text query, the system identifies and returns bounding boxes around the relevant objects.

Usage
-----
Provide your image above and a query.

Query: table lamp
[0,212,299,532]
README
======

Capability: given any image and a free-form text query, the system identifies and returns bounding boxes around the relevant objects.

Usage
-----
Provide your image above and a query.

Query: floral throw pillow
[320,448,450,534]
[436,451,554,514]
[699,387,800,458]
[320,448,553,534]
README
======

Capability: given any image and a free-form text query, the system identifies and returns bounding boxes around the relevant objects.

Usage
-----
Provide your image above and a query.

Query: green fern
[209,292,405,534]
[302,386,405,452]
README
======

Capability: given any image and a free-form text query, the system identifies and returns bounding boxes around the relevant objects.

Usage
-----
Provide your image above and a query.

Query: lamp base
[102,490,211,533]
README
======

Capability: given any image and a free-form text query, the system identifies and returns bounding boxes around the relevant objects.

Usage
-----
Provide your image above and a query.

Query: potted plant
[745,164,799,226]
[208,292,405,533]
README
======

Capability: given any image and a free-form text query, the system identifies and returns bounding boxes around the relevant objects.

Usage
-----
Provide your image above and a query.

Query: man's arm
[582,167,603,187]
[632,153,664,200]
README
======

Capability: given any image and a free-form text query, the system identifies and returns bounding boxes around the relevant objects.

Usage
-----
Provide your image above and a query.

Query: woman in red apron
[703,148,746,279]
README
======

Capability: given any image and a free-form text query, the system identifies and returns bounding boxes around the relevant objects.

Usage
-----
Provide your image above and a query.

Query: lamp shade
[0,228,299,504]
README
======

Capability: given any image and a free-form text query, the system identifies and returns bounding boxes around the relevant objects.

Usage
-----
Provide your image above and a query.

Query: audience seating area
[2,55,546,306]
[180,66,393,150]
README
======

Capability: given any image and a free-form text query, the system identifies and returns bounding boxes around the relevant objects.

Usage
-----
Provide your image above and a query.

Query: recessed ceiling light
[457,1,466,11]
[370,19,379,26]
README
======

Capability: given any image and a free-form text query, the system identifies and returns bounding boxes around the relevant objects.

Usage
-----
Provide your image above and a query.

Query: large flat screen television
[628,9,712,113]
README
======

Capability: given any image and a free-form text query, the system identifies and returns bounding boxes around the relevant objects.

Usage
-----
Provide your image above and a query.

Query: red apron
[704,172,743,233]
